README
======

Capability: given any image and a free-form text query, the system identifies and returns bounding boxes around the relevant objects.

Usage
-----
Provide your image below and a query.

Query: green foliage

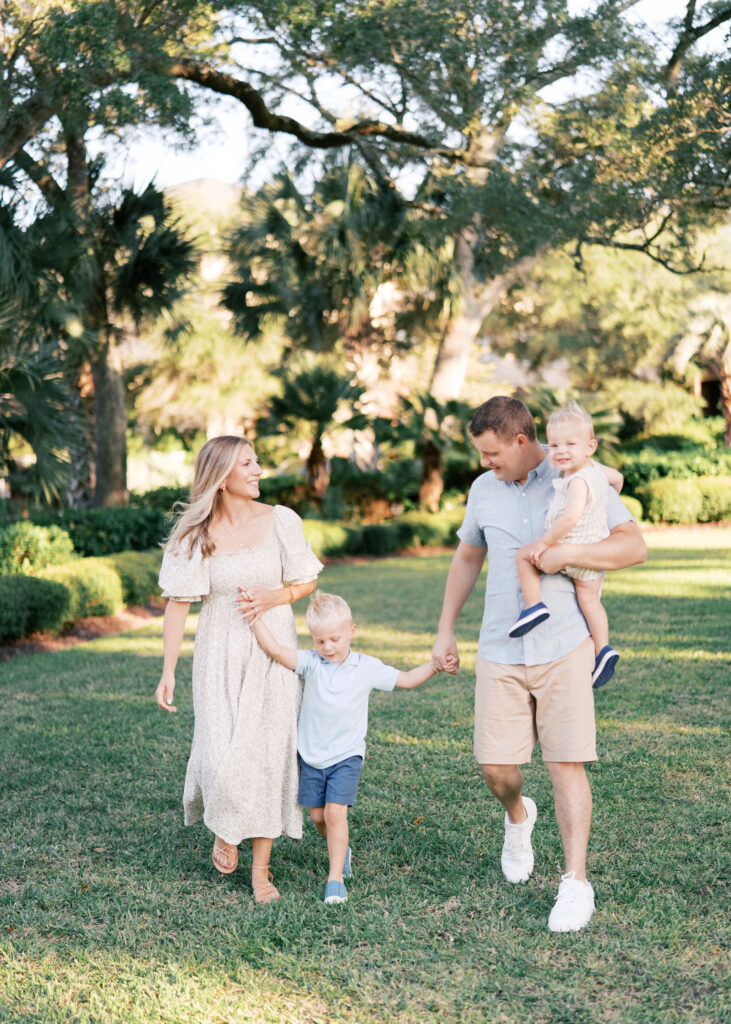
[0,521,75,576]
[637,476,731,524]
[39,560,124,624]
[95,550,163,606]
[301,521,352,559]
[619,445,731,494]
[0,574,71,642]
[128,485,189,512]
[302,509,464,559]
[30,507,168,556]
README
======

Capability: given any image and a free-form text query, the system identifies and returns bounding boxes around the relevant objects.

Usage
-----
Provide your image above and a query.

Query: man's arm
[535,520,646,575]
[432,541,487,671]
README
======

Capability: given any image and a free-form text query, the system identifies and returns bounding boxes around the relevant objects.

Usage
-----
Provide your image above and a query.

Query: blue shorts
[298,754,364,808]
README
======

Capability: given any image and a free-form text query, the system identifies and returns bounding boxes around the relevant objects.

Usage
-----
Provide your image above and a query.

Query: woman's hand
[237,586,280,624]
[156,670,177,713]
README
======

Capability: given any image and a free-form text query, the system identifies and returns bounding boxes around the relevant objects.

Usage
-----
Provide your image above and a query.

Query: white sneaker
[548,871,595,932]
[501,796,537,883]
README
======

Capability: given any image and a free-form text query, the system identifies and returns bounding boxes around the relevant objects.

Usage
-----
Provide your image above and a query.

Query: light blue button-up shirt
[458,454,631,666]
[296,649,398,769]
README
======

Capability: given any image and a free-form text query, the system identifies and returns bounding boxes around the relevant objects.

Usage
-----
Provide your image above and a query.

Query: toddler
[251,590,439,904]
[508,403,624,689]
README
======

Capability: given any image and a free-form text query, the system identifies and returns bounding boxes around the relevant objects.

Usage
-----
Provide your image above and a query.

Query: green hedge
[0,522,75,576]
[95,550,163,606]
[39,560,124,626]
[637,476,731,524]
[30,507,168,556]
[0,575,72,643]
[620,446,731,495]
[302,509,464,560]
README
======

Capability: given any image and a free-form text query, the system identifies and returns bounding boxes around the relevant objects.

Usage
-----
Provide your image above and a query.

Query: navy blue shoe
[593,646,619,689]
[324,880,348,904]
[343,846,352,879]
[508,602,550,638]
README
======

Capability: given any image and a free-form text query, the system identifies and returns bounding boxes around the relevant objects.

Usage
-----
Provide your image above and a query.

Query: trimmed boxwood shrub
[39,560,124,625]
[0,575,72,642]
[96,550,163,606]
[620,496,643,523]
[0,522,75,576]
[301,521,353,559]
[637,476,731,524]
[620,446,731,495]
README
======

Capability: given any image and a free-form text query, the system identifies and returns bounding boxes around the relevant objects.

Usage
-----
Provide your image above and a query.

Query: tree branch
[664,1,731,89]
[11,149,65,206]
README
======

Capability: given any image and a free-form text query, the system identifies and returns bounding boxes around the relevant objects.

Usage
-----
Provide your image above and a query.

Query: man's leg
[482,764,538,884]
[545,761,592,880]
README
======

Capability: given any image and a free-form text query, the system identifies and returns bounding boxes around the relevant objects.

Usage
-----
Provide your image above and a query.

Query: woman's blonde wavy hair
[165,435,253,558]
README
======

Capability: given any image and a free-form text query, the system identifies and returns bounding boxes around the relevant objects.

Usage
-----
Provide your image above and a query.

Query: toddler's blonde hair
[546,401,595,439]
[306,591,352,630]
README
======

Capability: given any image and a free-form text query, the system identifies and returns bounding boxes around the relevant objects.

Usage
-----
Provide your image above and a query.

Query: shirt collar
[316,649,358,668]
[527,452,552,484]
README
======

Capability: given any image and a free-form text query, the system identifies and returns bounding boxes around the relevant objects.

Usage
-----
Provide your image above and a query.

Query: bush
[0,522,75,576]
[96,550,163,605]
[0,575,72,642]
[301,521,354,559]
[619,446,731,495]
[637,476,731,524]
[39,560,124,625]
[30,507,168,556]
[620,496,643,523]
[697,477,731,523]
[128,486,188,511]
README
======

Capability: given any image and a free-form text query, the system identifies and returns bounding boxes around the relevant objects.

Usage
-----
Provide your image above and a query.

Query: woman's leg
[574,577,608,654]
[251,836,280,904]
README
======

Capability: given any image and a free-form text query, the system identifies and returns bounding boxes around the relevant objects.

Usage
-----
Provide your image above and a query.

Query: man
[432,396,646,932]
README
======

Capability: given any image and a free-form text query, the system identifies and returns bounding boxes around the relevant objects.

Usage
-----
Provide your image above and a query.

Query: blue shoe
[593,646,619,689]
[324,880,348,905]
[343,846,352,879]
[508,602,550,638]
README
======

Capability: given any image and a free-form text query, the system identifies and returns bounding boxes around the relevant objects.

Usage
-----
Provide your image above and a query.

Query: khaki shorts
[474,637,596,765]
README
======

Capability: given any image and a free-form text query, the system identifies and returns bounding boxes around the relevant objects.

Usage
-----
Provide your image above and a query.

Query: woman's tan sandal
[212,838,238,875]
[252,865,281,905]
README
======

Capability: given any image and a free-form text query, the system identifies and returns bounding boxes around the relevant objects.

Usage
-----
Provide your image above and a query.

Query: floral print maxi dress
[158,505,323,844]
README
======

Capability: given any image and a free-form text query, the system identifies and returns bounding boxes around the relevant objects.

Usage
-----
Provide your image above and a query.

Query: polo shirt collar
[316,649,358,668]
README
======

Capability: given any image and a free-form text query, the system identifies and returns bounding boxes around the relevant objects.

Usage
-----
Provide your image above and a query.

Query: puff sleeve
[272,505,324,584]
[159,539,210,603]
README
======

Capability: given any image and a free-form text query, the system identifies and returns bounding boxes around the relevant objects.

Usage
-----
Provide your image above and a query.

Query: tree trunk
[306,438,330,504]
[720,346,731,447]
[430,239,541,402]
[91,329,129,506]
[418,439,443,513]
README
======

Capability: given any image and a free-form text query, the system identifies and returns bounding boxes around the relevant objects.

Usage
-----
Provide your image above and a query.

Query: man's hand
[532,544,568,575]
[432,631,459,674]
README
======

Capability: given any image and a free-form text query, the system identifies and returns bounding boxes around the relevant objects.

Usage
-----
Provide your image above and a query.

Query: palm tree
[257,359,366,504]
[375,392,472,513]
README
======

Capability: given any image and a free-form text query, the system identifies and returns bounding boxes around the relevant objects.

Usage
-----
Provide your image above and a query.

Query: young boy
[251,590,439,905]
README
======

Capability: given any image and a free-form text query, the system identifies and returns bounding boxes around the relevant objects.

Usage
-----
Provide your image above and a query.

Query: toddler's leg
[574,576,620,689]
[508,546,551,638]
[516,546,542,608]
[573,577,607,654]
[309,805,327,841]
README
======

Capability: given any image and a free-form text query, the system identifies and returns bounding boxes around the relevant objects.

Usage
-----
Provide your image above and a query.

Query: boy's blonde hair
[306,591,352,630]
[546,401,594,439]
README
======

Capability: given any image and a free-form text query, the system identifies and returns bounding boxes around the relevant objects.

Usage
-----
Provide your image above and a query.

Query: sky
[116,1,723,191]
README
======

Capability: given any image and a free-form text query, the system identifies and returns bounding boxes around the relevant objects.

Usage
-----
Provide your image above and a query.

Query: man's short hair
[468,396,537,442]
[306,590,353,630]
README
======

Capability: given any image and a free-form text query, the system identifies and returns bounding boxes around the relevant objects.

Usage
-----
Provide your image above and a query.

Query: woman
[155,436,322,904]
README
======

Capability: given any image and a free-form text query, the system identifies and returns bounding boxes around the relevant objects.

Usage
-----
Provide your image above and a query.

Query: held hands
[155,671,177,713]
[237,586,278,624]
[432,633,459,676]
[528,539,549,565]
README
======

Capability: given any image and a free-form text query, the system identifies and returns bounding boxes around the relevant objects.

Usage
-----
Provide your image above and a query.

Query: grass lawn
[0,526,728,1024]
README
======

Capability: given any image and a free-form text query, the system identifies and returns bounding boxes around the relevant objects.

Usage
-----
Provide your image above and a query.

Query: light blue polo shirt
[458,453,631,666]
[296,649,398,769]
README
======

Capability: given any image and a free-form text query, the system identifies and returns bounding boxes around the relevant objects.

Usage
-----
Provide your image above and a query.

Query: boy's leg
[309,805,327,841]
[573,577,608,653]
[323,802,350,882]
